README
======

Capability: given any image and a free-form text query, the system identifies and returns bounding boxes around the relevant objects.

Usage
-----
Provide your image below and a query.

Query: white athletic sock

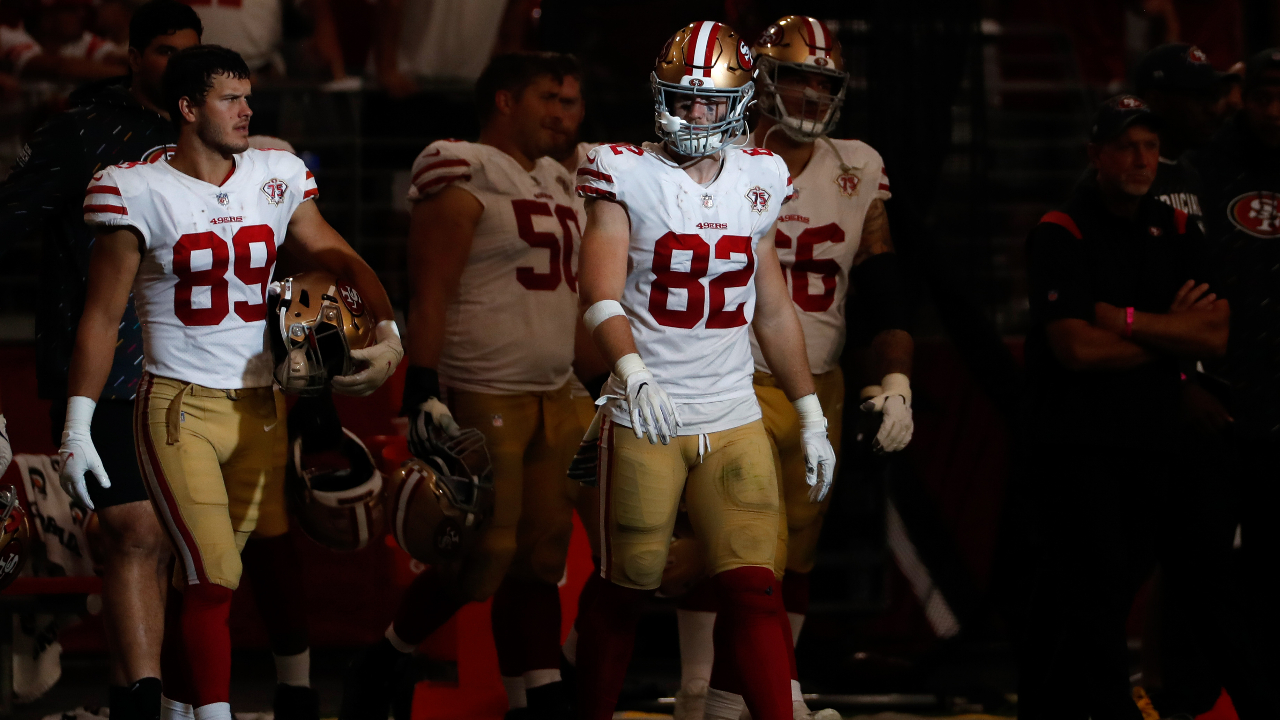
[192,703,232,720]
[562,626,579,666]
[385,624,416,654]
[787,612,805,647]
[703,687,746,720]
[274,648,310,688]
[502,676,527,709]
[677,609,716,688]
[160,696,194,720]
[524,667,561,689]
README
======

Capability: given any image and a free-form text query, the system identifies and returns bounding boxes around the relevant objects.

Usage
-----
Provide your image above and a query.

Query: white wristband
[614,353,649,383]
[881,373,911,401]
[792,393,824,428]
[66,396,97,431]
[584,300,626,333]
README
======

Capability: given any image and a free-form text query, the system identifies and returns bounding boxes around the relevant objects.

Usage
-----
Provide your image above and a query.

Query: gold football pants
[600,417,780,590]
[134,373,288,590]
[444,383,584,601]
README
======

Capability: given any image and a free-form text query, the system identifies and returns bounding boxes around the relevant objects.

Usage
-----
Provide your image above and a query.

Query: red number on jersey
[555,204,582,293]
[512,200,581,292]
[173,225,275,326]
[742,148,776,156]
[648,233,755,329]
[706,234,755,328]
[232,225,278,321]
[606,143,645,156]
[776,224,845,312]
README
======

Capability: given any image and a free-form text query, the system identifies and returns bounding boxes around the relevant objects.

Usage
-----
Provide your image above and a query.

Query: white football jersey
[748,136,891,374]
[83,149,316,389]
[577,142,794,435]
[408,140,583,394]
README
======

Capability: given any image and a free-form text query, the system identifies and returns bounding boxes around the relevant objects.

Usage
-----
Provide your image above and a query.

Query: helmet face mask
[756,56,848,141]
[651,21,756,159]
[1,485,31,591]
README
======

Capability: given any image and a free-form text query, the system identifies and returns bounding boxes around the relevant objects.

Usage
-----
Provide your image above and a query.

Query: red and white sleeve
[83,169,131,226]
[876,165,891,202]
[407,142,473,201]
[574,146,619,202]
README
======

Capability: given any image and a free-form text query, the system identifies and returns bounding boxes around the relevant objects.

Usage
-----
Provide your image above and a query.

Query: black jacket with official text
[0,78,176,402]
[1024,173,1211,447]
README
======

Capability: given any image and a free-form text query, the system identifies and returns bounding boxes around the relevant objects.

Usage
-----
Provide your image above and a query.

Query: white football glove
[0,414,12,479]
[333,320,404,397]
[617,353,680,445]
[57,397,109,511]
[408,397,462,460]
[794,394,837,503]
[859,372,914,453]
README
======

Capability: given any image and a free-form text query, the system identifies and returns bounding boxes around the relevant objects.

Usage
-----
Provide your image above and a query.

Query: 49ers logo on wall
[335,282,365,316]
[1227,191,1280,238]
[835,172,860,197]
[746,185,772,214]
[261,177,288,206]
[140,144,175,164]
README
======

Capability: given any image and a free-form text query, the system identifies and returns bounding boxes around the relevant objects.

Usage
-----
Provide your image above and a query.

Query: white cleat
[673,679,709,720]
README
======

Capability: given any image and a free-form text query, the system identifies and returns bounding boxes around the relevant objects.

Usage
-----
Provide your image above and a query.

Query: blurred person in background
[342,51,587,720]
[26,0,128,67]
[373,0,528,97]
[1018,95,1228,720]
[1182,46,1280,719]
[1,0,123,84]
[187,0,344,79]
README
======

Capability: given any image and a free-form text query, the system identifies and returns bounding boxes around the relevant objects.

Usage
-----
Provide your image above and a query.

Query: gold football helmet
[753,16,848,141]
[1,486,31,592]
[386,429,494,567]
[267,271,375,395]
[652,21,755,157]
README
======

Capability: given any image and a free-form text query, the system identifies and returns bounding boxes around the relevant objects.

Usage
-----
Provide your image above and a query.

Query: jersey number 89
[172,225,277,326]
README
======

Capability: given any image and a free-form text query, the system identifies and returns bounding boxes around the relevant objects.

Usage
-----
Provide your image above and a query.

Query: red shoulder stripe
[305,171,314,180]
[303,188,319,200]
[412,158,470,184]
[85,185,121,197]
[1174,208,1188,234]
[577,167,614,183]
[577,185,617,201]
[84,204,127,215]
[1039,210,1082,239]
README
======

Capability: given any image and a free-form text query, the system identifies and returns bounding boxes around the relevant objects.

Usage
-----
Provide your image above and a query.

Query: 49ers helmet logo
[335,282,365,316]
[1227,191,1280,238]
[434,517,463,559]
[261,178,288,206]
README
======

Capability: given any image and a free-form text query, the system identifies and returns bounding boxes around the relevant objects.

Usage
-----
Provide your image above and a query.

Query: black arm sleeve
[0,112,85,258]
[1026,223,1094,325]
[849,251,911,335]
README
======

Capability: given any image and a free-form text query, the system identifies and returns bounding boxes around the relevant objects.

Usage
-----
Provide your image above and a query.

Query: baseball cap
[1245,47,1280,89]
[1090,95,1162,143]
[1134,43,1232,94]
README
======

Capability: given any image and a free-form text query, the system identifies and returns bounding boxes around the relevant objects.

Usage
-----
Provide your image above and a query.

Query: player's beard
[197,114,250,156]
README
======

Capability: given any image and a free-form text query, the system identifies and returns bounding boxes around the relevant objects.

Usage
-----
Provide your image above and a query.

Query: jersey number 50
[513,200,580,292]
[173,225,277,326]
[649,232,755,329]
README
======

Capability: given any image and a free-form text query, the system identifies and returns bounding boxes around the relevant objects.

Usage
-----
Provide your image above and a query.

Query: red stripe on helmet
[703,22,721,74]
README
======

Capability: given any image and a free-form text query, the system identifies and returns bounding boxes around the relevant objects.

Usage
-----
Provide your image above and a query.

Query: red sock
[491,576,563,677]
[180,583,235,707]
[676,576,720,613]
[781,569,809,616]
[574,574,651,720]
[572,559,604,634]
[708,567,791,720]
[392,565,466,646]
[776,578,799,682]
[242,534,309,656]
[160,586,195,705]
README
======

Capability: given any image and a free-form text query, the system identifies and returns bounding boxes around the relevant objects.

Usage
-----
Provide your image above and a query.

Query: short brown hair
[475,52,582,124]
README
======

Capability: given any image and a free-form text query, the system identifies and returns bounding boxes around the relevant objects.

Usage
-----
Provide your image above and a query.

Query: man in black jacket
[1183,47,1280,719]
[1018,95,1229,720]
[0,4,197,717]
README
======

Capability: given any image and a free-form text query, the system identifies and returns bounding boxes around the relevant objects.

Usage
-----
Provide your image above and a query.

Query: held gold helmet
[1,486,31,592]
[268,271,375,396]
[652,21,755,157]
[753,16,848,141]
[386,434,495,567]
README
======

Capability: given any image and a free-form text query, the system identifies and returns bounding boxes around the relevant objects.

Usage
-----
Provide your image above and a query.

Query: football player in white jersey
[341,52,587,720]
[61,46,400,720]
[572,21,836,720]
[672,16,916,720]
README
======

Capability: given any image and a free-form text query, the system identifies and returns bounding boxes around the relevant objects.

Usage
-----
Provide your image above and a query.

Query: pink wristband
[1123,306,1135,338]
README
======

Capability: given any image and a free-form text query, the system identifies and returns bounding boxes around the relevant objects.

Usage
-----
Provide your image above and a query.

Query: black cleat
[526,680,572,720]
[340,639,407,720]
[273,683,320,720]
